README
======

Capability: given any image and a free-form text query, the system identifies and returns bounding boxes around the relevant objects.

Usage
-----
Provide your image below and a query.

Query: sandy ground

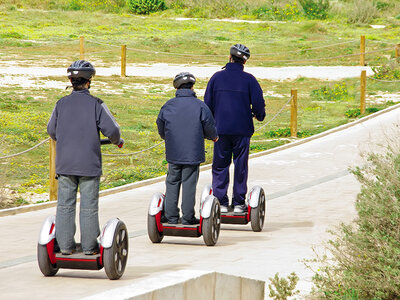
[0,64,374,90]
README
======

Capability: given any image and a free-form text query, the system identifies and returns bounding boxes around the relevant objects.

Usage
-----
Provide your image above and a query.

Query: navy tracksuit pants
[212,135,251,207]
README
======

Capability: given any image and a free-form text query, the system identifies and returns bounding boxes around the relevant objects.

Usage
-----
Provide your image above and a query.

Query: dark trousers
[212,135,250,206]
[165,163,199,223]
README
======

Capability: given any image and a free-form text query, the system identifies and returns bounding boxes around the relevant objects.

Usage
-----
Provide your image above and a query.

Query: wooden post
[360,35,366,66]
[121,45,126,77]
[80,36,85,60]
[290,89,298,138]
[396,44,400,59]
[360,70,366,114]
[49,139,57,201]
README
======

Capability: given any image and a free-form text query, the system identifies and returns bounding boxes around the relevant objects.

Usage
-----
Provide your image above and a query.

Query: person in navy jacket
[204,44,266,213]
[157,72,218,225]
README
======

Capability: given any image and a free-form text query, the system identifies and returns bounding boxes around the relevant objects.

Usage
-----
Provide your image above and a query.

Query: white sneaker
[234,204,247,213]
[220,205,228,213]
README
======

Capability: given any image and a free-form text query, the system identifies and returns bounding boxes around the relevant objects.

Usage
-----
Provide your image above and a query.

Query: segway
[147,185,221,246]
[37,139,128,280]
[205,185,266,232]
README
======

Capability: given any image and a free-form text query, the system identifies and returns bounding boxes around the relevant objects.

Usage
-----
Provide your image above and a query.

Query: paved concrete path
[1,106,399,299]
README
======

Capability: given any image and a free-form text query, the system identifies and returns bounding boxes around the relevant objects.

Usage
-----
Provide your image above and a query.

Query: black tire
[250,188,266,232]
[147,214,163,243]
[202,198,221,246]
[37,243,58,276]
[103,221,129,280]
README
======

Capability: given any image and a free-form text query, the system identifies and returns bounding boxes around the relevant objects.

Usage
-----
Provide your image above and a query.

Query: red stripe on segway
[155,212,163,232]
[56,258,97,262]
[47,239,57,265]
[198,216,203,235]
[49,223,55,234]
[163,226,198,231]
[247,206,251,222]
[99,246,104,266]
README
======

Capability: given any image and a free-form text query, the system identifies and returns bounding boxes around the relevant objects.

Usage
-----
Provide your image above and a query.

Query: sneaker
[61,249,76,255]
[220,205,228,213]
[182,217,200,225]
[84,249,99,255]
[234,204,247,213]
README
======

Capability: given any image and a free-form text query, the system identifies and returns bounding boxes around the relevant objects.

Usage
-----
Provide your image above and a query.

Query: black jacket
[156,89,218,165]
[47,89,121,176]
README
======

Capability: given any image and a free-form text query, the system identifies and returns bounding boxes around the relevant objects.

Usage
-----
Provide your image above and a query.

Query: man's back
[157,89,217,165]
[204,62,265,136]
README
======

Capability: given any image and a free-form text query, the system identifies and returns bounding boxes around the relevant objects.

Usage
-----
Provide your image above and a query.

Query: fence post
[396,44,400,59]
[360,35,366,66]
[290,89,298,138]
[49,139,57,201]
[360,70,366,114]
[121,45,127,77]
[80,36,85,60]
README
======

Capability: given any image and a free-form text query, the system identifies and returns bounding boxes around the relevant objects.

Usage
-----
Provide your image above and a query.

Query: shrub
[268,272,300,300]
[298,0,330,19]
[311,83,349,102]
[372,60,400,80]
[128,0,166,14]
[253,2,301,21]
[311,143,400,298]
[347,0,378,24]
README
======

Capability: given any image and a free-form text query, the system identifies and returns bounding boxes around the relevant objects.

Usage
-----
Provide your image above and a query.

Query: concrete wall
[81,270,265,300]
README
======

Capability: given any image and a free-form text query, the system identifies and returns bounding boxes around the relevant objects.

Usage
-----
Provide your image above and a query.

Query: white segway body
[206,184,267,232]
[37,216,128,280]
[147,185,221,246]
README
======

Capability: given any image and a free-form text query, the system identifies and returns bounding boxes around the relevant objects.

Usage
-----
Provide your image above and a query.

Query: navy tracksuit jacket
[204,62,266,206]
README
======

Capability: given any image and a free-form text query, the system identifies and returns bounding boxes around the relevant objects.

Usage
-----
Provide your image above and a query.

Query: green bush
[269,272,300,300]
[311,144,400,298]
[372,60,400,80]
[128,0,166,14]
[253,2,301,21]
[299,0,330,19]
[311,83,349,102]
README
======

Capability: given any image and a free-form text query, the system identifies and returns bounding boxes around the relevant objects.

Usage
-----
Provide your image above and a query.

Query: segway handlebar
[100,138,124,148]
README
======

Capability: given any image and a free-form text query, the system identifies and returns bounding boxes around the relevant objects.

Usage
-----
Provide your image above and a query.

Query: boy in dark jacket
[47,60,122,255]
[204,44,266,213]
[157,72,218,225]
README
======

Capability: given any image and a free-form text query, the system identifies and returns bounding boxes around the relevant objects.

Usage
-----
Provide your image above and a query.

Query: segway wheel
[147,214,163,243]
[202,198,221,246]
[37,244,59,276]
[250,188,266,232]
[103,221,128,280]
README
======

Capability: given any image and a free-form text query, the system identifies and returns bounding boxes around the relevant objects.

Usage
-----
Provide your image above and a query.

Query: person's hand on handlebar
[117,138,124,148]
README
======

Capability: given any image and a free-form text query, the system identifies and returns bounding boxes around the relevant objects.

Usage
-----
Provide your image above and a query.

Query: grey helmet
[67,60,96,80]
[173,72,196,89]
[230,44,250,61]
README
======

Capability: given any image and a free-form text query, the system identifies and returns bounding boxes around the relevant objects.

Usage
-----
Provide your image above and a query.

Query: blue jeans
[56,175,100,252]
[212,135,250,206]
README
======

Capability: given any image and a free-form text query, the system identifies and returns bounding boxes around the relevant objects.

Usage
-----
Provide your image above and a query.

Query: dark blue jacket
[47,89,121,177]
[156,89,218,165]
[204,63,266,136]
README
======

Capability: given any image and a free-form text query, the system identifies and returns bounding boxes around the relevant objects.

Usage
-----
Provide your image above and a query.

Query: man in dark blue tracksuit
[157,72,218,225]
[204,44,265,213]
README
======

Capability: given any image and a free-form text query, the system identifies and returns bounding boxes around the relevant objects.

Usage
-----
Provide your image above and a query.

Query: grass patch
[0,75,397,206]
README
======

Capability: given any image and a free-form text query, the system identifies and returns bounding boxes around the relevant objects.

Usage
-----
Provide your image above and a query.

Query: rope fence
[1,35,399,200]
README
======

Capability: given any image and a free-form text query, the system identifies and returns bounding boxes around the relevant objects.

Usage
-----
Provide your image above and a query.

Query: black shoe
[61,248,76,255]
[84,249,99,255]
[182,217,200,225]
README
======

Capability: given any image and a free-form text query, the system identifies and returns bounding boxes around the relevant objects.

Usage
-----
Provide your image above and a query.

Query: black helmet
[173,72,196,89]
[230,44,250,61]
[67,60,96,80]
